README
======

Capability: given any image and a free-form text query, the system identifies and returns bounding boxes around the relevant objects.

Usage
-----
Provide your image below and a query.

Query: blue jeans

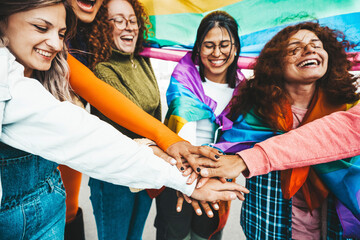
[0,143,66,240]
[89,178,152,240]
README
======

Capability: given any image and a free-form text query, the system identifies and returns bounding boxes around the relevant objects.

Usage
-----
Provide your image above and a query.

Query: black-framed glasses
[109,16,141,30]
[201,40,234,56]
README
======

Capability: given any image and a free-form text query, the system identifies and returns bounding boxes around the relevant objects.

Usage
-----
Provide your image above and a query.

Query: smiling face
[283,29,328,85]
[200,26,237,83]
[69,0,104,23]
[5,4,67,77]
[108,0,139,53]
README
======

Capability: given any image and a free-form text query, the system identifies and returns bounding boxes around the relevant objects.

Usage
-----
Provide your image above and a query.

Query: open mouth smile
[77,0,97,12]
[35,48,52,58]
[297,59,320,68]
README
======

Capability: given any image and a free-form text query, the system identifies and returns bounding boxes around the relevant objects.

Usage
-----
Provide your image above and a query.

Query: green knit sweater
[91,49,161,139]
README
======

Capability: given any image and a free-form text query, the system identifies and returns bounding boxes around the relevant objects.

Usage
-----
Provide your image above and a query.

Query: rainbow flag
[139,0,360,70]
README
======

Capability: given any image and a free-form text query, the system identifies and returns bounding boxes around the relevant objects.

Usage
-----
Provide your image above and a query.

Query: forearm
[239,106,360,177]
[2,77,195,195]
[68,54,183,150]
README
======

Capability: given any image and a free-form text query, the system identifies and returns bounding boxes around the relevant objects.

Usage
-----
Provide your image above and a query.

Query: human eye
[129,18,138,25]
[220,41,231,48]
[115,17,125,24]
[33,24,47,32]
[288,46,301,55]
[204,43,215,49]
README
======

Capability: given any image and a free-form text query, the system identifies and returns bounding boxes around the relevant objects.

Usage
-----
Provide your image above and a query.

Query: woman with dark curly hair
[214,21,359,239]
[87,0,160,239]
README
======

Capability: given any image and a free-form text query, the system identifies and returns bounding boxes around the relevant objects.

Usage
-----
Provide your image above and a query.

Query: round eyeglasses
[109,16,141,30]
[201,40,234,56]
[287,42,323,56]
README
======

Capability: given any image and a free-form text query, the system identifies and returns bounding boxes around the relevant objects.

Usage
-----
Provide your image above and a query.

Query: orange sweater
[67,54,183,151]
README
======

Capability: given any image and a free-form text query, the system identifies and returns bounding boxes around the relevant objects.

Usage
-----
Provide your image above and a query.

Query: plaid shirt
[240,171,352,239]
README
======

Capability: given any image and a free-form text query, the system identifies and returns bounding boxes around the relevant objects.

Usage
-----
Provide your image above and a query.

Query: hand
[149,145,177,165]
[166,142,221,172]
[190,178,249,202]
[176,192,219,218]
[198,154,248,179]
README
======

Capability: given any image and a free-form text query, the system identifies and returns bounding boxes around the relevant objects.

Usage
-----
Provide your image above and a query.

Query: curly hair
[191,11,241,88]
[229,21,359,130]
[87,0,150,70]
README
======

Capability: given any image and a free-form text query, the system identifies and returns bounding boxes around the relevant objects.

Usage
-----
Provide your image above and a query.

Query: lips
[76,0,96,12]
[209,59,226,66]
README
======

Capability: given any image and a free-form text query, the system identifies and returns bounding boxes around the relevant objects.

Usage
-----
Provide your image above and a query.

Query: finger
[197,145,222,161]
[200,201,214,218]
[184,194,192,204]
[176,195,184,212]
[219,182,249,194]
[195,157,219,168]
[186,171,198,185]
[219,177,227,183]
[200,167,226,178]
[235,191,245,201]
[191,200,202,216]
[196,177,209,189]
[182,166,193,177]
[211,202,219,211]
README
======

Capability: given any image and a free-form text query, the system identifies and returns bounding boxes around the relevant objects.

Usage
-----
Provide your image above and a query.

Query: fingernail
[218,150,223,154]
[180,167,184,171]
[213,204,219,210]
[215,155,220,159]
[186,178,192,184]
[176,207,181,212]
[196,167,201,173]
[196,181,203,189]
[207,211,213,217]
[196,209,202,215]
[201,169,208,177]
[170,159,177,165]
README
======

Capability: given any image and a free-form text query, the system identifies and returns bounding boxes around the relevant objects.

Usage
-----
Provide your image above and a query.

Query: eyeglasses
[201,40,234,56]
[287,41,323,56]
[109,16,140,30]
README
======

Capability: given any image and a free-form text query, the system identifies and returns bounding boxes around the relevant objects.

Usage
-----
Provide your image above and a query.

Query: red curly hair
[87,0,150,70]
[229,21,359,130]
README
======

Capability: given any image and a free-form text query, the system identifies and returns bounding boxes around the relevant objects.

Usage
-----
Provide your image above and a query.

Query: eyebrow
[203,40,231,44]
[32,18,67,31]
[288,38,321,46]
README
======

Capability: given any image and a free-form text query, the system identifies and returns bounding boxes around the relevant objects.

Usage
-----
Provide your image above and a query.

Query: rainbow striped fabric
[139,0,360,70]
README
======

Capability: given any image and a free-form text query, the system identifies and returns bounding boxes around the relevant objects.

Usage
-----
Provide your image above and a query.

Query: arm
[68,54,181,151]
[200,105,360,178]
[240,105,360,177]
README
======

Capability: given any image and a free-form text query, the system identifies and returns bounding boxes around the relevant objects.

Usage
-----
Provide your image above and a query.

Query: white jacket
[0,47,194,202]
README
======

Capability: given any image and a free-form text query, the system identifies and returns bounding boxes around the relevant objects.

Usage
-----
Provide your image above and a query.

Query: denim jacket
[0,47,195,205]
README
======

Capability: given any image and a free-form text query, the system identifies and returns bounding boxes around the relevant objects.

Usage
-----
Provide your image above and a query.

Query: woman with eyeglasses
[155,11,245,240]
[85,0,163,239]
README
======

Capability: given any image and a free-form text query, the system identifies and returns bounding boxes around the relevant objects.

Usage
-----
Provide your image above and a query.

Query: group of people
[0,0,359,240]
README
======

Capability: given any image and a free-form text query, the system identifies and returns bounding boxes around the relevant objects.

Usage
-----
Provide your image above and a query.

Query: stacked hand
[151,141,250,217]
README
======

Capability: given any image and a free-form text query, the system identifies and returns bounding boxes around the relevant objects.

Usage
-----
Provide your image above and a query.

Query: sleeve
[238,105,360,177]
[67,54,183,150]
[1,75,195,196]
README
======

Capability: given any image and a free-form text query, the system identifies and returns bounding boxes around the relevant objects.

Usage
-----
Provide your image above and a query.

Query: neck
[204,70,227,84]
[24,67,33,78]
[285,82,316,109]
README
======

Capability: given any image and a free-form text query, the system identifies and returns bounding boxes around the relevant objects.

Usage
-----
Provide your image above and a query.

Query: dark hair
[229,21,359,130]
[191,10,241,88]
[88,0,151,69]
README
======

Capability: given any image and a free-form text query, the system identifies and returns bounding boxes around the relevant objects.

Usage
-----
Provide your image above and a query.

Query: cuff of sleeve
[163,166,196,196]
[237,145,270,178]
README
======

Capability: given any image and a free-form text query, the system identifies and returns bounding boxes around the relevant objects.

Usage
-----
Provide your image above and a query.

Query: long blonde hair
[0,0,77,102]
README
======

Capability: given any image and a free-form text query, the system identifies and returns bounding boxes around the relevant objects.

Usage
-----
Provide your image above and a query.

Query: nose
[303,43,316,55]
[45,32,63,52]
[212,45,221,57]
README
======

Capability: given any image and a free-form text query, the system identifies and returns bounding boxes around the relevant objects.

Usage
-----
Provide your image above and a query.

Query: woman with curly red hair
[87,0,161,239]
[214,22,359,239]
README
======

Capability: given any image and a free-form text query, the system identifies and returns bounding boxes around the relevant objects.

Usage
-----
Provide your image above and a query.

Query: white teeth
[298,59,319,67]
[211,60,224,64]
[121,36,134,40]
[35,49,52,57]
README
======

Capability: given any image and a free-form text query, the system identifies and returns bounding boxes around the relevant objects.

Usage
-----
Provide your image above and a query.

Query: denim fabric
[89,177,152,240]
[0,142,66,240]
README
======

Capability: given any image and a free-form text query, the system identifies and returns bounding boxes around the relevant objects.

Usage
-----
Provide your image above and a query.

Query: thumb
[200,168,224,178]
